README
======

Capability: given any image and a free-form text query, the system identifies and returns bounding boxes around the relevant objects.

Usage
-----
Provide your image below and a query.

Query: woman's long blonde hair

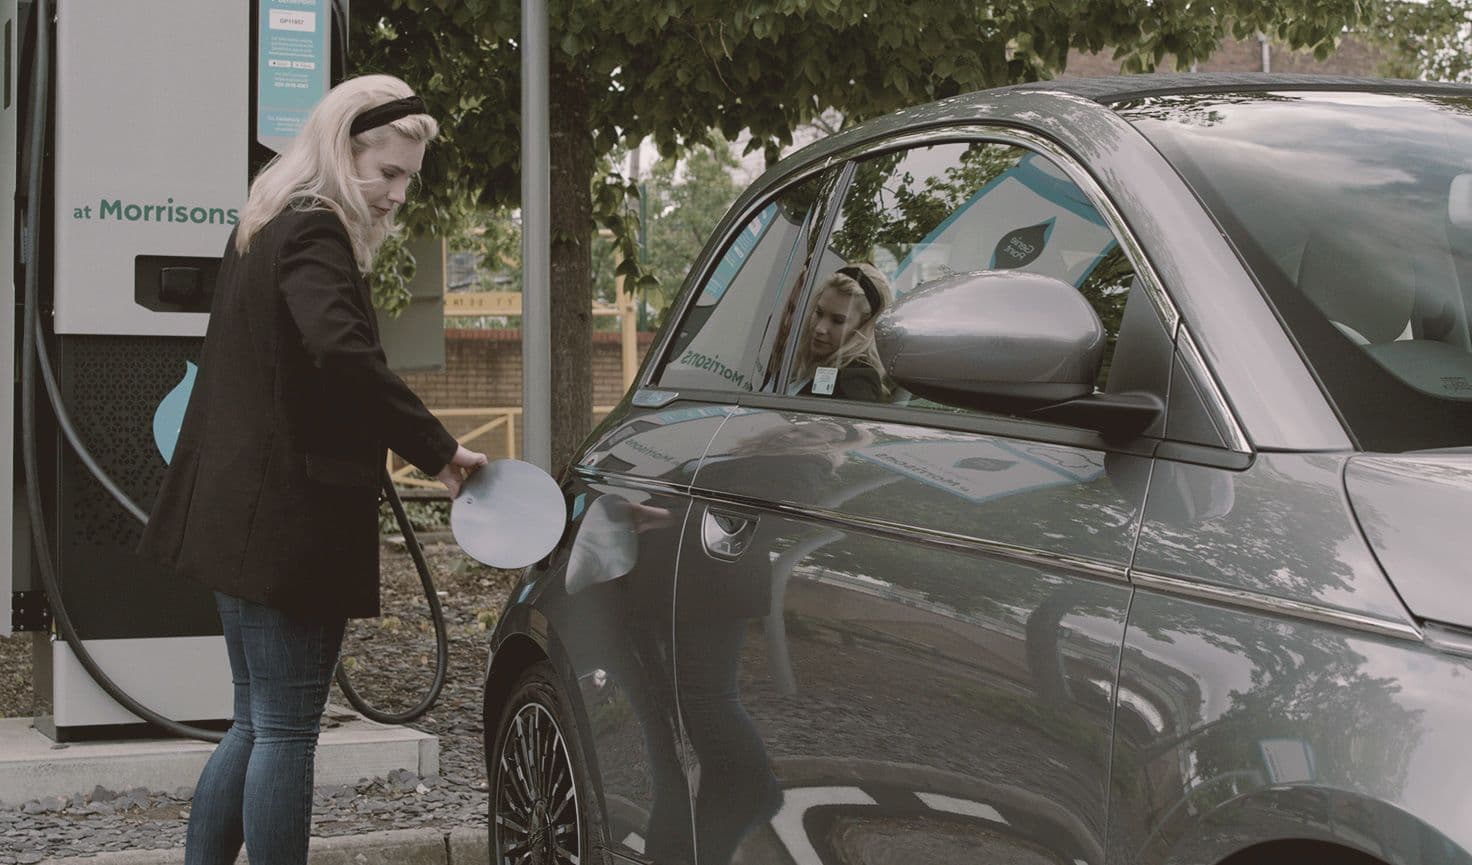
[793,263,893,393]
[234,75,437,271]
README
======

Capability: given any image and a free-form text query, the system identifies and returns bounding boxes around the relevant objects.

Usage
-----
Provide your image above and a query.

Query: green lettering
[99,199,122,220]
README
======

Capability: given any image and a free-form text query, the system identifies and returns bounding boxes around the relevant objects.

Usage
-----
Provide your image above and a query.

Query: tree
[1370,0,1472,82]
[644,140,744,322]
[351,0,1371,472]
[589,141,741,329]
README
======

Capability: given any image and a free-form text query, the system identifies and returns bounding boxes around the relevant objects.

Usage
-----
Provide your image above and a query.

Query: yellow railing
[387,406,616,488]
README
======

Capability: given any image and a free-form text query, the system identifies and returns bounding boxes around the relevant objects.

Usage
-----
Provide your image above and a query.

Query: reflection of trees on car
[1112,92,1297,129]
[1110,603,1426,861]
[1077,244,1134,388]
[831,144,1024,267]
[1184,620,1422,799]
[1139,458,1361,602]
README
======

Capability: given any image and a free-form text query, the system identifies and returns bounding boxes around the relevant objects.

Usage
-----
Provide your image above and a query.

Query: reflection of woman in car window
[789,263,892,401]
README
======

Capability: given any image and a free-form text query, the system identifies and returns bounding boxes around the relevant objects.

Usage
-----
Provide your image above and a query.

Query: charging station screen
[257,0,329,152]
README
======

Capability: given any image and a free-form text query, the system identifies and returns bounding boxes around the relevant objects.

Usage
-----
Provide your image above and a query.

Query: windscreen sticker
[853,438,1103,505]
[700,203,778,304]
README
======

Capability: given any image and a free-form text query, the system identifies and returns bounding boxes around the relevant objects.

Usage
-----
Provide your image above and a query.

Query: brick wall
[398,329,656,459]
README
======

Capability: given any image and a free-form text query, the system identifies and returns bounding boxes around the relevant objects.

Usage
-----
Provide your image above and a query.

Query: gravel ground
[0,541,516,863]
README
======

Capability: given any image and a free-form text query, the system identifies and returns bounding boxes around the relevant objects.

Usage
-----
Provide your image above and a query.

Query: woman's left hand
[436,445,489,498]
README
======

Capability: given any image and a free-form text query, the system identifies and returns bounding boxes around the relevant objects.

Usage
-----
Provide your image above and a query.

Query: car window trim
[1176,325,1251,453]
[684,485,1131,586]
[771,161,857,395]
[1152,440,1255,472]
[1129,569,1422,643]
[735,391,1160,460]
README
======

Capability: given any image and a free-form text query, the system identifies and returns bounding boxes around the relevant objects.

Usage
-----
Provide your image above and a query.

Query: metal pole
[520,0,551,470]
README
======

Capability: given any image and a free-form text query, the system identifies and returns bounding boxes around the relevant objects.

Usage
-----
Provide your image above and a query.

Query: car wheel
[488,661,601,865]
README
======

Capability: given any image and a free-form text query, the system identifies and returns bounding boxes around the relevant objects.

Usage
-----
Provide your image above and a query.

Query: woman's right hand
[436,445,489,498]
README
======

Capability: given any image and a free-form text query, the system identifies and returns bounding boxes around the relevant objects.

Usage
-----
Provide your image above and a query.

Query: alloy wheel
[494,701,582,865]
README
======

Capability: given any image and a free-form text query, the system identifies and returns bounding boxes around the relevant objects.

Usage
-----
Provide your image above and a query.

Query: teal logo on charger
[153,362,197,464]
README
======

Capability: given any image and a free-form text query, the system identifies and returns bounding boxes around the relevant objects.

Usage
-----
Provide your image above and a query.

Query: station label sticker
[812,366,837,395]
[257,0,329,148]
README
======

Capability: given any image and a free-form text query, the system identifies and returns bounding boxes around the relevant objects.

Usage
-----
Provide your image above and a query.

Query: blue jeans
[185,592,346,865]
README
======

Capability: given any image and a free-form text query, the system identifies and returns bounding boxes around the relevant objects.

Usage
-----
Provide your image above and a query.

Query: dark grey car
[481,74,1472,865]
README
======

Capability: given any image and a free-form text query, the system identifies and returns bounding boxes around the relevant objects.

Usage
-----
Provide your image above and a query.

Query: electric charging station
[6,0,349,740]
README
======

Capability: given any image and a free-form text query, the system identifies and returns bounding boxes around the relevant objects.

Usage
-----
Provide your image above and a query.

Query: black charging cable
[334,475,451,725]
[17,0,448,740]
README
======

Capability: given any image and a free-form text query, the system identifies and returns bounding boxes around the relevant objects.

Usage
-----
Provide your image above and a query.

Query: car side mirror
[875,270,1161,440]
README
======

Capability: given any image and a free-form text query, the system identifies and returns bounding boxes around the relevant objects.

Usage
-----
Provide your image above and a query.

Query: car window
[657,172,832,393]
[1121,90,1472,451]
[793,140,1137,410]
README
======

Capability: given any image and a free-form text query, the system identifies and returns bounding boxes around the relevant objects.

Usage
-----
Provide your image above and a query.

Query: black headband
[836,265,884,317]
[350,96,427,136]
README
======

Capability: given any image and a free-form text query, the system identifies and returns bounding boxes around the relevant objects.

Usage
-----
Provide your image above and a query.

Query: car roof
[752,73,1472,192]
[1007,72,1472,103]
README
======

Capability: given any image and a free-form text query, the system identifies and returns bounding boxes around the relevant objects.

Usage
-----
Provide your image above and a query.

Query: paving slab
[37,828,456,864]
[0,713,438,807]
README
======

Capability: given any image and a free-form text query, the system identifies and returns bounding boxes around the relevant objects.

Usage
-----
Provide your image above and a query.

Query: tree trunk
[547,58,593,475]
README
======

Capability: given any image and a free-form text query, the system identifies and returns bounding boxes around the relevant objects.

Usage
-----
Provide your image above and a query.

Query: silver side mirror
[875,270,1105,409]
[876,270,1161,439]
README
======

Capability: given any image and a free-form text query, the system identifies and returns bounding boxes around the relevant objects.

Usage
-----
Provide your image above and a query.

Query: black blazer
[138,208,458,620]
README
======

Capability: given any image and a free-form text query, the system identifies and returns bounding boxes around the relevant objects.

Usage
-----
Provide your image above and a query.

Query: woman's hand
[626,502,675,534]
[435,445,489,498]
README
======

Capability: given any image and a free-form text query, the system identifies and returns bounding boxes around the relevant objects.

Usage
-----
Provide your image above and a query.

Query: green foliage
[643,142,742,320]
[452,209,523,293]
[586,140,742,329]
[1369,0,1472,82]
[377,498,450,535]
[353,0,1372,260]
[832,144,1021,266]
[367,231,419,316]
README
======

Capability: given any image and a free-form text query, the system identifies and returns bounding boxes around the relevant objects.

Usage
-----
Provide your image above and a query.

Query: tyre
[488,660,603,865]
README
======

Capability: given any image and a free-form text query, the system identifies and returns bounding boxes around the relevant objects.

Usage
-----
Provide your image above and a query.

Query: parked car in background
[482,74,1472,865]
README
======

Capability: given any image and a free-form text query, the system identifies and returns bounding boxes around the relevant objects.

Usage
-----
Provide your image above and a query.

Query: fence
[386,406,617,488]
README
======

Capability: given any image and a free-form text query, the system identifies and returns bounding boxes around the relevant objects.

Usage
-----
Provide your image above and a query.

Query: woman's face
[808,286,868,358]
[354,131,425,220]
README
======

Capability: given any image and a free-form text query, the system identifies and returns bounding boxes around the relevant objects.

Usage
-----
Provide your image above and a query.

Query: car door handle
[701,507,758,561]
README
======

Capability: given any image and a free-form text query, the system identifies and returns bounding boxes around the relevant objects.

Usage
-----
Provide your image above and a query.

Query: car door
[565,166,841,863]
[546,400,727,865]
[667,135,1177,865]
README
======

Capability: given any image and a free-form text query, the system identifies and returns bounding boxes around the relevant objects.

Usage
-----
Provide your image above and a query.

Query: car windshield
[1118,90,1472,452]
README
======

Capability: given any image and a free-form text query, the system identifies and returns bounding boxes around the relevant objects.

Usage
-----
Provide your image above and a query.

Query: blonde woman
[789,263,893,401]
[138,75,485,865]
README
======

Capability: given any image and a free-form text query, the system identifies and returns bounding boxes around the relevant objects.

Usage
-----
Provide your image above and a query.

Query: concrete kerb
[38,827,489,865]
